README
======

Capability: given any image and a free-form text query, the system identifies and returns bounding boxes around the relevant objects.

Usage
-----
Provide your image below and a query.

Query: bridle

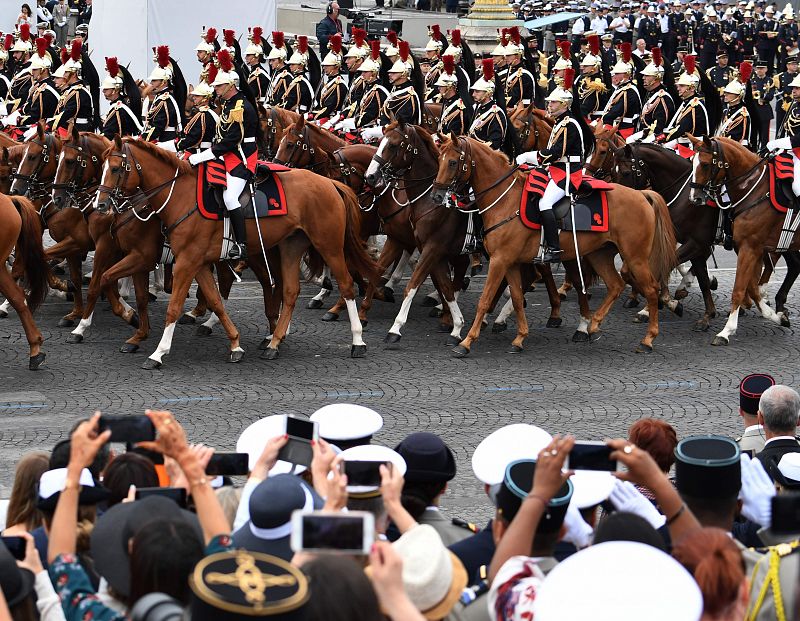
[12,133,55,200]
[513,109,549,152]
[584,134,620,179]
[52,134,101,209]
[369,125,436,205]
[261,106,281,159]
[332,147,389,212]
[273,124,328,172]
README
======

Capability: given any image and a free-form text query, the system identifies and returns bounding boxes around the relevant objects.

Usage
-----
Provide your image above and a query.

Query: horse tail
[10,195,49,313]
[332,180,380,286]
[642,190,678,285]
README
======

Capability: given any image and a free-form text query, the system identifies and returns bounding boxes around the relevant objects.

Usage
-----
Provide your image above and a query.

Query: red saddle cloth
[196,161,291,221]
[520,169,612,232]
[768,154,793,214]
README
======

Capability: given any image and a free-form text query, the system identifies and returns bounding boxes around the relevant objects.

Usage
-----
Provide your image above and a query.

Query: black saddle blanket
[197,161,290,221]
[521,179,610,233]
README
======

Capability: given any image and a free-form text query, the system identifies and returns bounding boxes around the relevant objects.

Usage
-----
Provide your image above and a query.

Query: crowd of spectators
[0,373,799,620]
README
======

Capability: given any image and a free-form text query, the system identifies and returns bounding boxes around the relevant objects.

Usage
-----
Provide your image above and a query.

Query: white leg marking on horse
[149,322,176,363]
[759,283,768,301]
[202,312,219,330]
[757,298,783,324]
[71,313,94,336]
[119,298,134,314]
[389,287,418,335]
[0,299,11,313]
[93,160,110,210]
[48,287,67,300]
[365,137,388,178]
[495,297,514,324]
[386,251,411,286]
[447,299,465,338]
[677,263,695,289]
[716,306,741,341]
[345,298,366,346]
[577,316,590,334]
[119,276,132,298]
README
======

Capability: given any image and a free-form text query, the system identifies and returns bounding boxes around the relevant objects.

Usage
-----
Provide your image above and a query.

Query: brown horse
[509,105,554,152]
[431,135,678,354]
[0,194,50,369]
[95,136,378,368]
[687,135,795,345]
[261,105,301,158]
[421,103,443,134]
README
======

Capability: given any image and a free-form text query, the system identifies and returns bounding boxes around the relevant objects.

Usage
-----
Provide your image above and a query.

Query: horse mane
[714,137,760,167]
[631,142,687,166]
[121,137,193,174]
[306,122,346,149]
[465,135,514,168]
[4,144,25,165]
[412,124,438,157]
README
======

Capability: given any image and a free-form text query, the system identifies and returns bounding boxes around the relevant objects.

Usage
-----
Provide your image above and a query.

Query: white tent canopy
[91,0,276,89]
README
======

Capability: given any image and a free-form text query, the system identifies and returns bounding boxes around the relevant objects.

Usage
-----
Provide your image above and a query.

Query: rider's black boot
[538,209,563,264]
[228,207,248,260]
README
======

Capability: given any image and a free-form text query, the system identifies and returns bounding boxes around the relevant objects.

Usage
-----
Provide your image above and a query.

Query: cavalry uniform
[539,112,584,194]
[176,105,219,155]
[637,85,675,137]
[576,71,608,121]
[310,73,347,119]
[425,63,442,102]
[247,64,271,104]
[142,89,182,146]
[469,102,506,150]
[282,70,314,114]
[340,73,366,119]
[716,102,750,146]
[599,78,642,139]
[213,92,259,178]
[438,93,467,136]
[658,94,709,153]
[268,66,292,107]
[51,79,94,134]
[380,81,421,125]
[775,69,798,135]
[18,76,58,126]
[355,80,389,127]
[8,68,33,114]
[101,99,142,139]
[504,63,534,108]
[698,20,722,69]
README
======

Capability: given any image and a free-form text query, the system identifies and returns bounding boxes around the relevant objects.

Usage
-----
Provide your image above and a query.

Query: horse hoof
[0,309,7,319]
[437,322,451,333]
[421,296,438,307]
[492,322,507,333]
[711,335,729,346]
[381,287,395,304]
[120,343,139,353]
[462,277,470,290]
[28,352,46,371]
[66,333,83,344]
[508,344,524,354]
[260,348,279,360]
[622,298,640,309]
[428,308,443,318]
[710,276,718,291]
[177,314,196,325]
[351,344,367,358]
[141,358,162,370]
[546,317,563,328]
[673,302,684,318]
[53,265,65,275]
[572,331,589,343]
[636,343,653,354]
[471,264,483,276]
[674,287,688,300]
[452,345,470,358]
[384,332,401,344]
[307,298,324,310]
[321,277,333,290]
[196,325,213,337]
[321,312,339,322]
[129,312,140,329]
[360,319,368,328]
[445,335,461,346]
[229,349,245,363]
[558,291,567,300]
[58,317,76,328]
[780,313,791,328]
[258,337,272,350]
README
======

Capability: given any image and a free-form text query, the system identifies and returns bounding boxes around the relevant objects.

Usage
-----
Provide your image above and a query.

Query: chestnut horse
[688,135,796,345]
[261,105,301,158]
[0,194,49,369]
[431,135,678,354]
[509,105,554,152]
[95,136,378,368]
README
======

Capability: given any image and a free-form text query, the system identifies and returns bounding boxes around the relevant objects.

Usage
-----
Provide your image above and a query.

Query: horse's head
[431,133,473,206]
[510,104,551,151]
[364,120,419,190]
[261,106,300,158]
[11,122,58,197]
[52,123,103,208]
[687,134,726,206]
[95,135,139,214]
[273,115,314,168]
[609,143,640,187]
[584,123,621,180]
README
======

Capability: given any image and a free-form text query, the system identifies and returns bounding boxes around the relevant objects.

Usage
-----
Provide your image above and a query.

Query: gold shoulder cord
[746,541,798,621]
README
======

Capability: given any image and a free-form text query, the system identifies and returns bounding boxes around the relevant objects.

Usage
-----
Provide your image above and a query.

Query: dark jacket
[756,438,800,484]
[315,15,342,55]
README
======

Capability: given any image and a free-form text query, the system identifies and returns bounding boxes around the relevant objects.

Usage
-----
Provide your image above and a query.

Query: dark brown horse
[509,105,554,152]
[432,135,678,354]
[688,135,795,345]
[95,137,378,367]
[0,194,49,369]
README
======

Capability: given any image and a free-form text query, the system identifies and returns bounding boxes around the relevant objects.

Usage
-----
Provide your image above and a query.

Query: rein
[274,125,330,172]
[332,148,391,213]
[584,134,621,179]
[52,135,101,210]
[12,133,56,201]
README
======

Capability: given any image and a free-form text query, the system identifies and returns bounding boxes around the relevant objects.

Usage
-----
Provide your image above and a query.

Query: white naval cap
[534,541,703,621]
[339,444,408,497]
[236,414,308,476]
[309,403,383,448]
[568,471,617,509]
[778,452,800,485]
[471,424,553,486]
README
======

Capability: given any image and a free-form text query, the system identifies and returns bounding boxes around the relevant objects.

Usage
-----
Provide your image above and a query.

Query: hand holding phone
[0,536,26,561]
[135,486,188,508]
[565,441,620,472]
[290,511,374,554]
[206,452,249,476]
[98,415,156,443]
[277,416,319,467]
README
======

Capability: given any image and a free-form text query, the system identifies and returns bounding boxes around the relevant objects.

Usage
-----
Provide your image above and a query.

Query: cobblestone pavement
[1,258,798,525]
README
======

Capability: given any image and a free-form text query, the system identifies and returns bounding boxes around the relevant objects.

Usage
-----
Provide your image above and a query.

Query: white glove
[767,137,792,151]
[641,131,656,144]
[188,148,216,167]
[337,118,356,132]
[663,138,678,150]
[3,110,20,128]
[22,125,37,141]
[515,151,538,165]
[361,126,384,142]
[608,480,667,530]
[562,502,594,549]
[625,130,643,144]
[739,453,775,528]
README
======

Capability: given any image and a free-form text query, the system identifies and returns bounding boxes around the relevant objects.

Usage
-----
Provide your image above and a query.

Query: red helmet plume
[3,34,13,51]
[156,45,170,69]
[431,24,441,39]
[563,66,575,90]
[70,37,82,62]
[60,48,68,65]
[19,23,30,42]
[205,27,217,44]
[739,60,753,82]
[352,27,366,48]
[387,30,398,46]
[370,39,380,61]
[651,46,662,67]
[252,26,263,46]
[297,35,308,55]
[272,31,285,49]
[35,36,47,58]
[588,34,599,56]
[399,39,410,62]
[482,58,494,81]
[223,29,235,48]
[450,29,461,47]
[105,56,120,78]
[206,63,218,85]
[43,32,54,46]
[684,54,696,75]
[329,33,342,55]
[509,26,521,46]
[442,54,455,76]
[500,27,509,44]
[620,41,631,64]
[559,40,571,60]
[217,48,233,73]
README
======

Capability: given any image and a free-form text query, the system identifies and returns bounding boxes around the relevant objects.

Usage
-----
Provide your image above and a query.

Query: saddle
[520,169,612,232]
[768,153,795,214]
[197,161,290,221]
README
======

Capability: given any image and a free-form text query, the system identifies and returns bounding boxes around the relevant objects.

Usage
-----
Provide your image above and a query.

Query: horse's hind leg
[505,264,529,353]
[384,245,442,344]
[0,260,44,369]
[584,247,628,339]
[262,235,309,360]
[690,254,718,332]
[775,251,800,314]
[454,256,512,357]
[193,265,244,363]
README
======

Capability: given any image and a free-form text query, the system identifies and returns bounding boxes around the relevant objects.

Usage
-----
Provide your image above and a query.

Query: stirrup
[228,243,247,261]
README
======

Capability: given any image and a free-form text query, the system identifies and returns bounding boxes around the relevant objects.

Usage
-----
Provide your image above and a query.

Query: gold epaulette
[588,78,608,93]
[229,99,244,123]
[773,74,782,88]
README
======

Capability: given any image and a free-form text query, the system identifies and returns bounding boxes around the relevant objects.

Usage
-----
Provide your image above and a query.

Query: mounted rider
[468,59,508,151]
[424,25,445,101]
[628,48,674,143]
[177,73,219,157]
[6,24,33,117]
[266,31,292,107]
[353,42,389,133]
[100,56,143,139]
[715,62,751,147]
[188,50,258,262]
[17,37,58,138]
[282,36,314,115]
[325,29,368,131]
[654,54,709,157]
[599,42,641,140]
[310,34,347,121]
[435,55,470,137]
[194,27,218,76]
[245,27,270,105]
[50,38,94,137]
[141,46,183,151]
[378,40,422,128]
[503,26,535,109]
[766,71,800,199]
[576,35,609,123]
